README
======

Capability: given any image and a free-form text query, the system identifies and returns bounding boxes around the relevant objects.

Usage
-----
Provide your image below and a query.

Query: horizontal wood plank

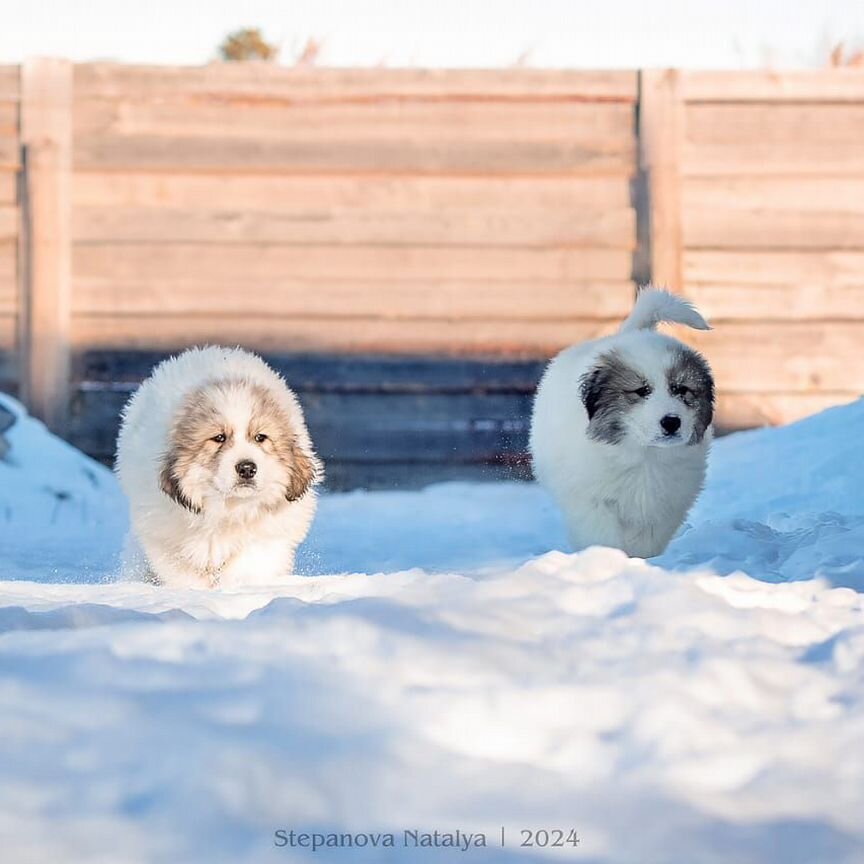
[0,240,16,311]
[683,69,864,102]
[0,66,18,101]
[717,391,861,429]
[0,138,19,171]
[0,311,15,351]
[684,177,864,213]
[0,205,17,241]
[687,283,864,321]
[74,134,635,175]
[686,251,864,286]
[677,323,864,392]
[74,243,633,281]
[684,103,864,176]
[73,172,633,211]
[73,278,635,319]
[75,98,634,144]
[73,206,636,248]
[0,171,15,204]
[684,207,864,250]
[0,100,17,136]
[74,65,638,101]
[70,314,618,356]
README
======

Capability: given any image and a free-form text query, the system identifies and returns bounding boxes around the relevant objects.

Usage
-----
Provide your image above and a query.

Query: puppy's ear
[159,452,201,514]
[283,442,323,503]
[580,366,607,421]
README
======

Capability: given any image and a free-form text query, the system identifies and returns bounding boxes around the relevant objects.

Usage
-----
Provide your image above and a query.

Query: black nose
[235,460,257,480]
[660,414,681,435]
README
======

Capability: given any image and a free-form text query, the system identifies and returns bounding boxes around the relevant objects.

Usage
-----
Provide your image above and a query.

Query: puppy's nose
[235,460,257,480]
[660,414,681,435]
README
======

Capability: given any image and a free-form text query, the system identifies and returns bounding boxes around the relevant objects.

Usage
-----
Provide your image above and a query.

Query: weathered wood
[684,177,864,214]
[0,172,16,205]
[73,206,636,248]
[70,315,616,356]
[687,282,864,321]
[0,311,14,349]
[0,205,17,241]
[0,66,20,100]
[683,69,864,102]
[686,250,864,286]
[0,240,15,312]
[74,64,639,101]
[19,58,73,430]
[0,101,17,135]
[0,139,20,170]
[74,351,547,392]
[73,173,632,212]
[684,207,864,250]
[74,134,636,175]
[639,69,684,290]
[74,98,635,143]
[681,323,864,392]
[74,243,633,282]
[684,104,864,176]
[717,392,861,430]
[73,278,635,320]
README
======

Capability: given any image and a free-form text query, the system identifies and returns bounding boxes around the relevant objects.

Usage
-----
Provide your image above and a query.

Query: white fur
[115,346,321,588]
[530,288,713,558]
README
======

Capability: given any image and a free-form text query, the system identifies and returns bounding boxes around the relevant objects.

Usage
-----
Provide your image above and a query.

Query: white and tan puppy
[531,288,714,558]
[116,346,322,588]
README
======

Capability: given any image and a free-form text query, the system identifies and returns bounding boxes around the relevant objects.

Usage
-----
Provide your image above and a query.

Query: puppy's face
[160,379,320,513]
[580,343,714,448]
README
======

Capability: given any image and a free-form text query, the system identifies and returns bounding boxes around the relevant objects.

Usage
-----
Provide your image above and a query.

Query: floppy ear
[580,365,607,421]
[159,451,201,514]
[284,441,322,502]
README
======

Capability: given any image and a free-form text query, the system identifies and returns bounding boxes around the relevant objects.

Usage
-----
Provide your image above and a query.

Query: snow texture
[1,391,864,863]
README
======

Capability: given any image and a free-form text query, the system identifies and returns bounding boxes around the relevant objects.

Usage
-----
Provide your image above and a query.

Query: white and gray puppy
[116,346,322,588]
[531,287,714,558]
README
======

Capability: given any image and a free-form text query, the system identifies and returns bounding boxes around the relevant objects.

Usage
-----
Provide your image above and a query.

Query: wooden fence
[1,62,863,486]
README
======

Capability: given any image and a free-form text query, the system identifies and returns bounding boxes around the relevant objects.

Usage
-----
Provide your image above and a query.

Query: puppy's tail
[619,286,711,333]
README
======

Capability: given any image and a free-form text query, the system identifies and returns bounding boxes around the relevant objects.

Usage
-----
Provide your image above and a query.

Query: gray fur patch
[580,351,649,445]
[666,347,715,442]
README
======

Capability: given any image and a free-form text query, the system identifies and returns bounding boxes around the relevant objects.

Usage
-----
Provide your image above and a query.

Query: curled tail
[619,286,711,333]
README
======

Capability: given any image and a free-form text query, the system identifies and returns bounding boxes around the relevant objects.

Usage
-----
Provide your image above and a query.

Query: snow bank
[1,391,864,863]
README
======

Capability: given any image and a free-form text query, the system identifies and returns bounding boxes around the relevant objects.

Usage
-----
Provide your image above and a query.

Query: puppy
[115,346,322,588]
[530,287,714,558]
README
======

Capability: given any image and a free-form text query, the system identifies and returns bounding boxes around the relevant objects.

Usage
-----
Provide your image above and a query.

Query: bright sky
[2,0,863,68]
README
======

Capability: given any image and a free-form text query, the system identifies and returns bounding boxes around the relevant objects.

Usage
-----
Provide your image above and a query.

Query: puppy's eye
[254,433,268,444]
[671,384,691,397]
[631,385,651,398]
[211,433,226,444]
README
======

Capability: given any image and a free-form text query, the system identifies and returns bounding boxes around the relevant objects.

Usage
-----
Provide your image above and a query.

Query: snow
[1,390,864,863]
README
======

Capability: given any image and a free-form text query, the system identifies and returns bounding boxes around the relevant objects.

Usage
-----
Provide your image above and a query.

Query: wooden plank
[0,171,16,204]
[73,206,636,248]
[639,69,684,290]
[684,207,864,250]
[682,69,864,103]
[0,66,19,101]
[74,133,635,175]
[686,250,864,286]
[684,177,864,214]
[684,103,864,176]
[19,58,73,431]
[717,392,861,430]
[0,138,20,170]
[74,243,633,282]
[74,65,638,101]
[0,205,17,241]
[687,283,864,321]
[70,314,618,356]
[0,101,18,136]
[75,98,634,143]
[73,278,635,319]
[679,323,864,391]
[0,311,14,349]
[74,351,547,393]
[72,172,632,211]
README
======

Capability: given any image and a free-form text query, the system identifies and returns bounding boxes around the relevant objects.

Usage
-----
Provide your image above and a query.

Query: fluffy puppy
[115,346,322,588]
[531,288,714,558]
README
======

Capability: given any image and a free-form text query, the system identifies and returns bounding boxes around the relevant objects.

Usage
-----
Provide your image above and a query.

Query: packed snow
[1,391,863,863]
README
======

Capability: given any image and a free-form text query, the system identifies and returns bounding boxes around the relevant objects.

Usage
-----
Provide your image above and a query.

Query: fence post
[19,57,73,431]
[639,69,684,292]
